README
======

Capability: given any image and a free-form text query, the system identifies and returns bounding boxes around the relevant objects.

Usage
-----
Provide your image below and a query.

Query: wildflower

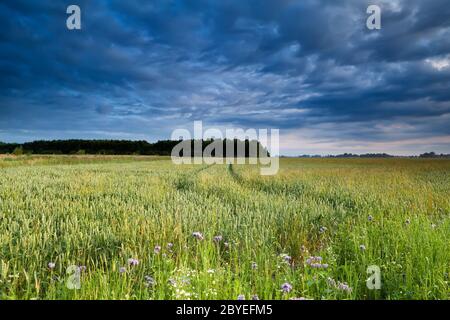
[207,269,215,274]
[48,262,56,270]
[154,245,162,254]
[251,262,258,270]
[119,267,126,274]
[360,245,366,251]
[337,282,352,293]
[168,278,176,286]
[213,235,223,243]
[224,242,229,248]
[431,223,437,229]
[405,219,411,225]
[327,277,352,293]
[144,275,156,287]
[180,274,191,285]
[306,256,328,268]
[192,232,204,240]
[167,243,174,249]
[237,294,245,300]
[308,256,322,262]
[326,277,337,287]
[127,258,139,267]
[280,254,292,263]
[368,215,373,222]
[281,282,293,293]
[319,226,327,233]
[78,265,87,272]
[252,294,259,300]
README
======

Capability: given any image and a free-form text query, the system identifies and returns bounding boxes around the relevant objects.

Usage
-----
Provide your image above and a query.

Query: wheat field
[0,155,448,299]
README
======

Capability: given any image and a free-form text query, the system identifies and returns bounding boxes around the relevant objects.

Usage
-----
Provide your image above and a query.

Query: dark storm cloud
[0,0,449,154]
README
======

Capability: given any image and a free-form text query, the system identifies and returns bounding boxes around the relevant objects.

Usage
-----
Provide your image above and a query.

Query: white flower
[192,232,204,240]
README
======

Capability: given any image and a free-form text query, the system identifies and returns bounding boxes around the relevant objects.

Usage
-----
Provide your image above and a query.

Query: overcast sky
[1,0,450,155]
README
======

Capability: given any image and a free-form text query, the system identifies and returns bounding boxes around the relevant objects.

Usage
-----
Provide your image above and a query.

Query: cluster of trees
[0,139,269,157]
[2,140,448,158]
[292,152,450,158]
[332,153,395,158]
[418,152,450,158]
[293,153,394,158]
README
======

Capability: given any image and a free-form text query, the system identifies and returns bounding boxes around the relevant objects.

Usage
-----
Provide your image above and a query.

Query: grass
[0,155,448,300]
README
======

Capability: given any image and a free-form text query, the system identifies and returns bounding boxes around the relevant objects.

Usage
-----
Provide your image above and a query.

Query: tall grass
[0,157,448,299]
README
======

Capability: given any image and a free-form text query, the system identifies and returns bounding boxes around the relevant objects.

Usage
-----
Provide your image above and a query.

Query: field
[0,155,449,300]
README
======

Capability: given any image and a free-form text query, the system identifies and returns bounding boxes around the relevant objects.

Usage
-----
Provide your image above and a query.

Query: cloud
[0,0,449,154]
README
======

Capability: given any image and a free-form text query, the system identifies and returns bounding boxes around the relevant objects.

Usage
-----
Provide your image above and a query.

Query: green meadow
[0,155,448,299]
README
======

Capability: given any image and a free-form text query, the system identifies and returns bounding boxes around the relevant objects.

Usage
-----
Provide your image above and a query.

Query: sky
[1,0,450,156]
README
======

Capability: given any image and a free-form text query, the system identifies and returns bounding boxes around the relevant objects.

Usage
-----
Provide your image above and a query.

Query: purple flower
[368,215,373,222]
[78,265,87,272]
[306,256,329,269]
[251,262,258,270]
[47,262,56,270]
[327,277,352,293]
[251,294,259,300]
[280,254,292,263]
[154,245,162,254]
[144,275,156,287]
[326,277,337,287]
[281,282,293,293]
[319,226,327,233]
[192,232,204,240]
[237,294,245,300]
[119,267,126,274]
[213,235,223,243]
[127,258,139,266]
[337,282,352,293]
[167,243,174,249]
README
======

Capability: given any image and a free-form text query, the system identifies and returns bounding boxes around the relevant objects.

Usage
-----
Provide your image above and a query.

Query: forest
[0,139,269,157]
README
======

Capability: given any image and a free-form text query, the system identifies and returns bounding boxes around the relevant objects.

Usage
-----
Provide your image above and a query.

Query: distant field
[0,156,449,299]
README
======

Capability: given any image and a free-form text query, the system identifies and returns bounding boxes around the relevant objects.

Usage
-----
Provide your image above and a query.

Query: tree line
[292,152,450,158]
[0,139,269,157]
